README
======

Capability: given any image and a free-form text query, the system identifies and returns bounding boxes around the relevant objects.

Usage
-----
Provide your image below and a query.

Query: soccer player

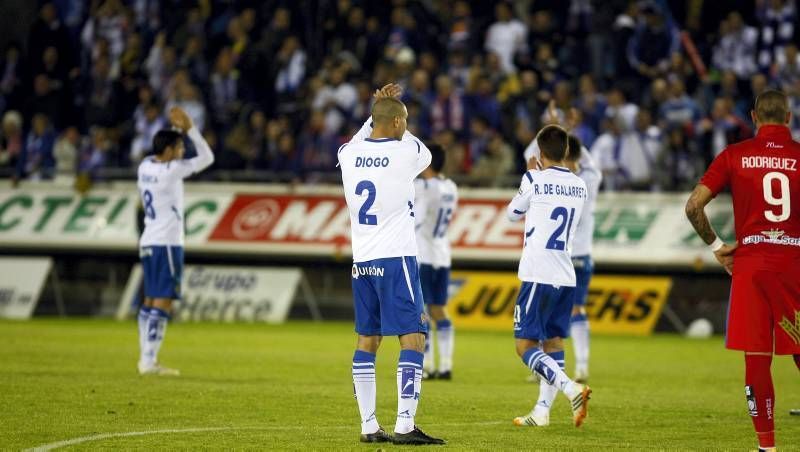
[339,84,445,445]
[413,145,458,380]
[563,135,602,383]
[507,125,592,428]
[136,107,214,376]
[685,89,800,452]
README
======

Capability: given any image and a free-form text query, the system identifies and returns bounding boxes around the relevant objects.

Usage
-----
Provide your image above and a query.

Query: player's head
[428,144,446,174]
[752,89,790,127]
[152,129,184,161]
[371,97,408,140]
[536,124,568,165]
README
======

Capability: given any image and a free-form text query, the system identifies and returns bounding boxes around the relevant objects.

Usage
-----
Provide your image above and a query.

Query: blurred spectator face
[94,57,111,79]
[470,117,488,136]
[454,1,470,17]
[535,43,554,62]
[338,0,352,13]
[607,89,625,106]
[669,52,684,70]
[355,80,371,101]
[162,47,177,67]
[216,49,234,74]
[278,134,294,155]
[419,52,438,74]
[786,44,799,65]
[5,45,19,62]
[33,74,50,96]
[126,34,142,54]
[144,104,160,122]
[712,98,731,120]
[241,8,256,33]
[669,79,686,98]
[635,110,652,131]
[477,77,494,96]
[32,114,49,135]
[554,81,571,104]
[520,70,538,92]
[721,71,737,92]
[649,79,667,103]
[138,85,154,104]
[410,70,429,92]
[250,111,266,130]
[531,11,553,32]
[391,8,407,27]
[728,12,744,32]
[41,3,57,23]
[64,127,80,145]
[485,52,502,73]
[43,46,58,69]
[310,110,326,130]
[579,75,595,95]
[227,17,244,41]
[435,129,456,147]
[273,8,291,30]
[348,7,365,28]
[718,18,731,36]
[435,75,453,97]
[186,36,203,55]
[329,66,347,85]
[2,111,22,136]
[487,134,504,155]
[751,73,768,95]
[495,3,512,22]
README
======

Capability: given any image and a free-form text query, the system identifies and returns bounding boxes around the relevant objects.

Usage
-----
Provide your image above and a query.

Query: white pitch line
[25,421,506,451]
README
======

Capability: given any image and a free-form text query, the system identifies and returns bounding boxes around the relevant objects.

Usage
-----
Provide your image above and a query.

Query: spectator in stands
[28,3,75,79]
[756,0,797,71]
[776,43,800,92]
[80,0,127,65]
[655,125,704,192]
[576,74,606,139]
[466,75,501,129]
[0,43,25,113]
[25,74,61,128]
[471,133,514,186]
[466,116,493,171]
[83,56,117,128]
[19,113,56,181]
[274,36,307,105]
[220,109,267,170]
[604,87,638,131]
[130,102,165,162]
[592,110,661,191]
[447,1,477,51]
[431,74,465,136]
[166,81,206,132]
[0,111,23,172]
[79,126,113,181]
[179,35,209,88]
[659,79,701,130]
[312,64,357,135]
[711,12,759,82]
[145,33,178,100]
[485,2,527,74]
[751,73,769,98]
[696,97,752,162]
[501,69,544,139]
[626,2,679,85]
[209,47,243,132]
[53,126,80,178]
[298,109,339,175]
[435,128,466,176]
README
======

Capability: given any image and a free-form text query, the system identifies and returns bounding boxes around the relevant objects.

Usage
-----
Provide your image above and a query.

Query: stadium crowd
[1,0,799,190]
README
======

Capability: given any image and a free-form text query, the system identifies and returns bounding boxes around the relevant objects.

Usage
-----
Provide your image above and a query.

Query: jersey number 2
[356,180,377,225]
[763,172,790,222]
[546,207,576,250]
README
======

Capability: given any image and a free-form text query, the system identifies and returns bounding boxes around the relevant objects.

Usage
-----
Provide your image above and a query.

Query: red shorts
[727,267,800,354]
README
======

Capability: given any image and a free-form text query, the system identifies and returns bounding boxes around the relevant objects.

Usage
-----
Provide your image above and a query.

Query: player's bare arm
[685,184,737,274]
[168,107,193,132]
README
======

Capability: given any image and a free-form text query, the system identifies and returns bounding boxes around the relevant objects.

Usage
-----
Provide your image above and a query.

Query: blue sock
[521,348,573,393]
[571,312,587,323]
[352,350,378,434]
[395,349,424,434]
[548,350,565,371]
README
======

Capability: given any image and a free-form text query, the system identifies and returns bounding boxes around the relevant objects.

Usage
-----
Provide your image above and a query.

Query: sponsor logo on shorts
[779,311,800,345]
[351,265,385,279]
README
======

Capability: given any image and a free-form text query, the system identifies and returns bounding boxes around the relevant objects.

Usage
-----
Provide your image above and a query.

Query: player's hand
[526,155,540,171]
[169,107,193,132]
[713,241,738,275]
[373,83,402,100]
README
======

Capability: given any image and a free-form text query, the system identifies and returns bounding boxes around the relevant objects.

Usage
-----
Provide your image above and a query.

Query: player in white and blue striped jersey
[506,125,591,428]
[413,145,458,380]
[339,84,444,446]
[563,135,602,384]
[136,107,214,376]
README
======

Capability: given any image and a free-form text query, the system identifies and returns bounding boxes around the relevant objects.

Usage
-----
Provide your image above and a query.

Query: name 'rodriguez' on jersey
[338,117,432,263]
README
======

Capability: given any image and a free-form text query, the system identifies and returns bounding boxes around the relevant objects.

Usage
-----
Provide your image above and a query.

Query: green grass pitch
[1,319,798,450]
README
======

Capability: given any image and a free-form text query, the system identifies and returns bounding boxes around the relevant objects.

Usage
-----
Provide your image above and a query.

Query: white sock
[436,319,454,373]
[137,307,150,362]
[534,351,565,417]
[423,328,435,374]
[143,308,169,366]
[570,316,590,376]
[352,350,379,435]
[523,348,578,399]
[395,350,423,434]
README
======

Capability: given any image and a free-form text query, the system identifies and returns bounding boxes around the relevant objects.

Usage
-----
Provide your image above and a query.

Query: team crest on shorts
[779,310,800,345]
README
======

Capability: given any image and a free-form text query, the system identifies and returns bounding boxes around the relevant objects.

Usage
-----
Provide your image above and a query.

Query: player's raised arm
[346,84,405,144]
[169,107,214,177]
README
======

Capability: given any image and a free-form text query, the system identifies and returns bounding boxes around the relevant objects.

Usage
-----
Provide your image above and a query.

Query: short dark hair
[152,130,183,156]
[566,135,582,162]
[536,125,568,162]
[429,144,445,173]
[754,89,789,123]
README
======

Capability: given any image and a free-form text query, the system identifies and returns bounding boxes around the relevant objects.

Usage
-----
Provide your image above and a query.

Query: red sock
[794,354,800,371]
[745,354,775,448]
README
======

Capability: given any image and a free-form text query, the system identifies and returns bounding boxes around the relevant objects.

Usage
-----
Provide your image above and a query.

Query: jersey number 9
[763,172,791,223]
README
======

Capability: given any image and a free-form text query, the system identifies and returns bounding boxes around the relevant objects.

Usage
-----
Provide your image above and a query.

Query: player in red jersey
[685,90,800,452]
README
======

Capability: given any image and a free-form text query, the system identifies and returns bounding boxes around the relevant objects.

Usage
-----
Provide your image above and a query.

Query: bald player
[339,84,445,445]
[686,89,800,451]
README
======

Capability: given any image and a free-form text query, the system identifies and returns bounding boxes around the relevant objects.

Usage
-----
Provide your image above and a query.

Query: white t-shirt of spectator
[712,25,758,79]
[313,82,358,134]
[604,103,639,132]
[591,126,661,189]
[131,111,167,162]
[485,19,527,73]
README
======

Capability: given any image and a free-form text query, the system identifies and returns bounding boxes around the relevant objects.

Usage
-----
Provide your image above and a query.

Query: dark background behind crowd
[0,0,798,191]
